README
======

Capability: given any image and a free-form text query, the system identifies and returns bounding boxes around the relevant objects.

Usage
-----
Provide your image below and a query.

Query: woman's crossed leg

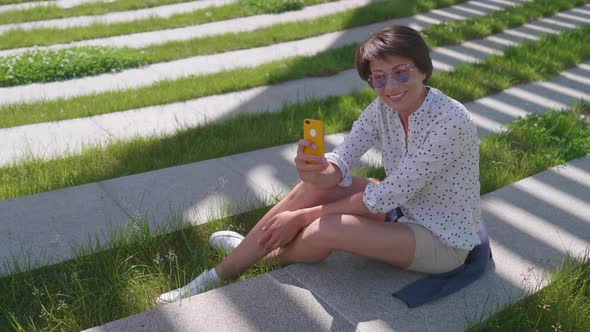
[216,176,415,279]
[156,177,415,304]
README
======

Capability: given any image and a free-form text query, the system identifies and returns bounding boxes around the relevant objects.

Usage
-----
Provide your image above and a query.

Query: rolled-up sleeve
[325,100,380,187]
[363,112,476,213]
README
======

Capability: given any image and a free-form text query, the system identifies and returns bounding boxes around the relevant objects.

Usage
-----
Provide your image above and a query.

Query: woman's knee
[301,216,339,246]
[288,181,331,205]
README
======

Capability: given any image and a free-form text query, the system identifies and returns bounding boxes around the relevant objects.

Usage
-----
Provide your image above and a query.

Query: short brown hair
[355,26,432,86]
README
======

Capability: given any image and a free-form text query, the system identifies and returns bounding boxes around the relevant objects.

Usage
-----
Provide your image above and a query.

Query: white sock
[208,268,219,282]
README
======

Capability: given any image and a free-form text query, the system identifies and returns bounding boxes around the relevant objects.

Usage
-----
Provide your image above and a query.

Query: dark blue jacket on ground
[386,209,492,308]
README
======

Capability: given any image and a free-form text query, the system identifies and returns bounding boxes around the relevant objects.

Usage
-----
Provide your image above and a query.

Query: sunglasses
[369,64,415,89]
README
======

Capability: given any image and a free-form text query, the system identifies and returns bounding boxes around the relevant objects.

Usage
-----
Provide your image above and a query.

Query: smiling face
[369,55,427,115]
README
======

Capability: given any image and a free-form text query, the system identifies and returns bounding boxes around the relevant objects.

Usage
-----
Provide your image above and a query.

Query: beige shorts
[398,217,469,274]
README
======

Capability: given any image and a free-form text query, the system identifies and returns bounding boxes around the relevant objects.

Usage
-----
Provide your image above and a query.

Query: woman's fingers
[295,140,327,165]
[262,216,276,231]
[296,154,326,166]
[265,237,278,252]
[297,139,315,154]
[295,155,328,172]
[258,230,271,246]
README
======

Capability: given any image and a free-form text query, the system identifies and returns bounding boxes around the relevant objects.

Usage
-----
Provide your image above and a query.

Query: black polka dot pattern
[325,88,481,250]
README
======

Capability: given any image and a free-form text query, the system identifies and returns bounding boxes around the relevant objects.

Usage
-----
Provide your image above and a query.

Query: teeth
[388,92,405,99]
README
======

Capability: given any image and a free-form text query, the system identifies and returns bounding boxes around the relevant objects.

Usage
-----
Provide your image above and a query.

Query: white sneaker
[156,269,217,305]
[209,230,245,254]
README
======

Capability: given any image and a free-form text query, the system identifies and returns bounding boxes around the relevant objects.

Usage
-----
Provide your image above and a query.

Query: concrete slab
[84,269,356,332]
[0,64,169,106]
[97,157,268,228]
[0,183,129,275]
[280,252,516,331]
[89,101,199,141]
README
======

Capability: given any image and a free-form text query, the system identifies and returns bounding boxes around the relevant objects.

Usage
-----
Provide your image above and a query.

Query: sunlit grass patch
[480,102,590,193]
[0,46,147,87]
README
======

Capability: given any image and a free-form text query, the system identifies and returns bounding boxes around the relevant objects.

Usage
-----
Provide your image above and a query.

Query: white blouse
[325,87,481,250]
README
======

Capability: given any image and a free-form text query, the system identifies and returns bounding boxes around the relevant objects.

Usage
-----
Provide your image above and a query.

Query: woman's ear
[416,70,428,84]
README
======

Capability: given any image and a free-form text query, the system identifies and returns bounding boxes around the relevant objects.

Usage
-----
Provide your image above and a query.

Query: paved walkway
[2,6,588,166]
[0,0,527,56]
[85,156,590,331]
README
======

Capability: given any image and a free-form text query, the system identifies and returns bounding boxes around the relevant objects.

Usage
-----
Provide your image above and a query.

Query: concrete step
[84,156,590,331]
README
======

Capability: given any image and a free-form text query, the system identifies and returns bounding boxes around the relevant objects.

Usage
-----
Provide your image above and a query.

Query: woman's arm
[297,99,381,188]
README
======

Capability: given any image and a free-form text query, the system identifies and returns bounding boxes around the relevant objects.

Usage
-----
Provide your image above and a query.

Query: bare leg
[265,214,415,269]
[215,178,383,279]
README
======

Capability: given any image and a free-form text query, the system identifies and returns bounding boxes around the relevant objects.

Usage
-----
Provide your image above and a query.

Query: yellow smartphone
[303,119,325,164]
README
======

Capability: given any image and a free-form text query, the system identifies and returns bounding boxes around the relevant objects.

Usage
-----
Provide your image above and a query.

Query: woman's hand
[258,210,304,251]
[295,139,329,183]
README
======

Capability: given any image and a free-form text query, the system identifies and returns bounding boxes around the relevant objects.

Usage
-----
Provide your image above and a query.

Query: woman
[157,25,482,304]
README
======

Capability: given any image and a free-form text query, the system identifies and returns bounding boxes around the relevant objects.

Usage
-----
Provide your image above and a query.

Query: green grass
[1,106,588,331]
[1,25,590,200]
[479,106,590,194]
[0,46,148,87]
[0,0,336,49]
[2,2,588,127]
[0,0,584,87]
[467,254,590,331]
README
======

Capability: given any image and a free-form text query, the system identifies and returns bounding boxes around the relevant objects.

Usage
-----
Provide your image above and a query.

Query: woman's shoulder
[358,97,384,121]
[364,97,383,112]
[428,87,472,120]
